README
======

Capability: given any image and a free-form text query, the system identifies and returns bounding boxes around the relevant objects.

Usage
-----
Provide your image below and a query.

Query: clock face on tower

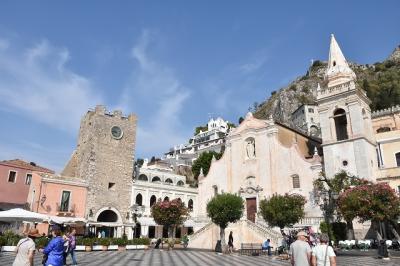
[111,126,123,139]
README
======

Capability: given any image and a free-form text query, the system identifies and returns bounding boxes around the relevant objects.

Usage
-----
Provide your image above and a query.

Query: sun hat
[297,231,308,237]
[27,228,41,237]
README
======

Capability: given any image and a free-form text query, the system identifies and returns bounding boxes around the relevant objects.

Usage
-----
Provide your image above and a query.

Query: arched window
[165,178,173,184]
[188,199,193,211]
[138,174,148,181]
[150,195,157,207]
[177,180,184,186]
[136,193,143,206]
[152,176,161,182]
[377,127,391,133]
[292,174,300,189]
[396,152,400,167]
[164,196,169,202]
[333,109,348,141]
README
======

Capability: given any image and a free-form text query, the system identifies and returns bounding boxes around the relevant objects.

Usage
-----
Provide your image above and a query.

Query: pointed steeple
[325,34,356,87]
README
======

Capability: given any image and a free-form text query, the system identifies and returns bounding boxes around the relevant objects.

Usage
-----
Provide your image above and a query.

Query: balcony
[56,203,76,217]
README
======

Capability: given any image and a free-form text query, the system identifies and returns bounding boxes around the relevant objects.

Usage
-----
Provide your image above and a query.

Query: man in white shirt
[290,231,312,266]
[13,228,41,266]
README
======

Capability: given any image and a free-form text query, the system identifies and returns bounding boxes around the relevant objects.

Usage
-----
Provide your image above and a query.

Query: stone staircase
[188,219,282,250]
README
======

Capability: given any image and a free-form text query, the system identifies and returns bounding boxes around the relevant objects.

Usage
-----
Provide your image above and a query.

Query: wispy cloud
[0,38,102,133]
[120,30,191,157]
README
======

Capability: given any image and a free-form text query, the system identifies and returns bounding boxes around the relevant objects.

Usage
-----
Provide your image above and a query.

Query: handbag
[323,244,329,266]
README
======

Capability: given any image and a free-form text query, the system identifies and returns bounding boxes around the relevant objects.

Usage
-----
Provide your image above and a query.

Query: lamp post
[130,204,145,238]
[318,190,339,243]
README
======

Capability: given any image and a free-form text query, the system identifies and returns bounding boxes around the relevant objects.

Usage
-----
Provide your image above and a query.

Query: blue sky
[0,1,399,172]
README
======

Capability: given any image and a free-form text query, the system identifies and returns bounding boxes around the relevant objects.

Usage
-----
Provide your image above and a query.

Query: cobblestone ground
[1,250,400,266]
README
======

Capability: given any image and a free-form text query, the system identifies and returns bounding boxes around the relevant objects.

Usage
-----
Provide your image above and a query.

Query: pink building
[28,173,88,235]
[0,159,54,211]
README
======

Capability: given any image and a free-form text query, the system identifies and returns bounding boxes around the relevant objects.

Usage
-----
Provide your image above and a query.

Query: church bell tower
[317,35,377,180]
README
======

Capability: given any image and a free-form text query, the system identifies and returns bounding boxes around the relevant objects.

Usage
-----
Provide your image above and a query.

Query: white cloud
[120,30,191,157]
[0,38,102,133]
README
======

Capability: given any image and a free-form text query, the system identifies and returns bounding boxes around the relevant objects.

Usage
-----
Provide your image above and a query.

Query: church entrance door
[246,198,257,223]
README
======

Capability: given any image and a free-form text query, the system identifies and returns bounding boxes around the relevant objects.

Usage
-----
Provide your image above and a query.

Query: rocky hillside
[253,45,400,124]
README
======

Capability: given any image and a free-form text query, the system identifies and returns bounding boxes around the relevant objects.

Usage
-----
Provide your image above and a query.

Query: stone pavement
[1,249,400,265]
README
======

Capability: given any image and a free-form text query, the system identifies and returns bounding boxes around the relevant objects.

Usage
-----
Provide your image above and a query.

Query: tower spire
[325,34,356,87]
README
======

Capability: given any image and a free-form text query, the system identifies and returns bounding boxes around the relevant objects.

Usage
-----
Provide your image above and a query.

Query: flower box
[108,245,118,250]
[92,245,103,251]
[75,245,86,251]
[126,245,147,250]
[1,246,16,252]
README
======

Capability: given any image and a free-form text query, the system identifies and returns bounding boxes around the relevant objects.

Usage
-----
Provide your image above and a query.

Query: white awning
[49,216,86,224]
[87,222,124,227]
[0,208,49,223]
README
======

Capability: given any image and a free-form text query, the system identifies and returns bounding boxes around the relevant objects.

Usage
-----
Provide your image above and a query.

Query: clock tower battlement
[63,105,137,223]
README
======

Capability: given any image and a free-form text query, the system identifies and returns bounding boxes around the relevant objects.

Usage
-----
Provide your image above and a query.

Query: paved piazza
[1,250,400,266]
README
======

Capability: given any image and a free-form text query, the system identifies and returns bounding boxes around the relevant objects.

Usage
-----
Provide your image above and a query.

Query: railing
[189,222,214,242]
[248,220,282,244]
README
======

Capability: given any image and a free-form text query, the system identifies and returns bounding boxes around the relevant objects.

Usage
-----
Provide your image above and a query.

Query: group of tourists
[290,231,336,266]
[12,225,77,266]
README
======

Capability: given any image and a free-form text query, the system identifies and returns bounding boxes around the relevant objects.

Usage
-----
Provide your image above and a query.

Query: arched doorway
[150,195,157,207]
[97,209,119,238]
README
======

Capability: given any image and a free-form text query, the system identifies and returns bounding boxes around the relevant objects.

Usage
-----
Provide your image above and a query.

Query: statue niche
[245,137,256,159]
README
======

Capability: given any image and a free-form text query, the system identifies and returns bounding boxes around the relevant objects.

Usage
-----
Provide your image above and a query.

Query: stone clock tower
[62,105,137,228]
[317,35,377,180]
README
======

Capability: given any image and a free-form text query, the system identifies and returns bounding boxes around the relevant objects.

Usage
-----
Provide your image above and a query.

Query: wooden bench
[240,243,263,256]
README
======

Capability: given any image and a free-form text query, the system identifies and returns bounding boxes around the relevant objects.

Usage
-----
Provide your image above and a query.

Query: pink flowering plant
[338,183,400,228]
[151,198,189,245]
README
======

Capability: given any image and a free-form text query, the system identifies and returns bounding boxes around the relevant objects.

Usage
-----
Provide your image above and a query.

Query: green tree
[206,193,244,252]
[151,199,189,247]
[338,183,400,239]
[259,193,306,229]
[192,151,222,179]
[313,171,369,239]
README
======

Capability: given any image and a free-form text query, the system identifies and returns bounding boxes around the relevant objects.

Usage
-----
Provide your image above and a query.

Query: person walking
[290,231,312,266]
[311,234,336,266]
[40,225,64,266]
[67,228,78,266]
[228,231,234,253]
[13,228,41,266]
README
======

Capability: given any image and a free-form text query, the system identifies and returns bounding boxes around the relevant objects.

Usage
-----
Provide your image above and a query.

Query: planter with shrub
[112,238,127,251]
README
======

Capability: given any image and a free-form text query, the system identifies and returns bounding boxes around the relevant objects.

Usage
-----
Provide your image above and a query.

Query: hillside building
[164,117,231,167]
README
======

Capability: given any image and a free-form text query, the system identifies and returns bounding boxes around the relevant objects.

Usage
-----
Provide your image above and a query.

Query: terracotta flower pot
[102,245,108,251]
[118,246,126,251]
[85,246,92,252]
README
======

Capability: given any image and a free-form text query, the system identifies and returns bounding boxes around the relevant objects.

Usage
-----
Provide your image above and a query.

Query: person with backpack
[13,228,41,266]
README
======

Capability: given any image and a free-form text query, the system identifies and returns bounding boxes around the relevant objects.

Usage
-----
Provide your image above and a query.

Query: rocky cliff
[253,45,400,124]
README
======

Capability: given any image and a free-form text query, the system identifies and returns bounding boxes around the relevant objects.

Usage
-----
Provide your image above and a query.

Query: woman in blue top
[40,225,65,266]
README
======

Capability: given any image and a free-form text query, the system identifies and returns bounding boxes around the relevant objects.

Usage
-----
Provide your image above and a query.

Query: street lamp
[130,204,145,237]
[318,190,339,243]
